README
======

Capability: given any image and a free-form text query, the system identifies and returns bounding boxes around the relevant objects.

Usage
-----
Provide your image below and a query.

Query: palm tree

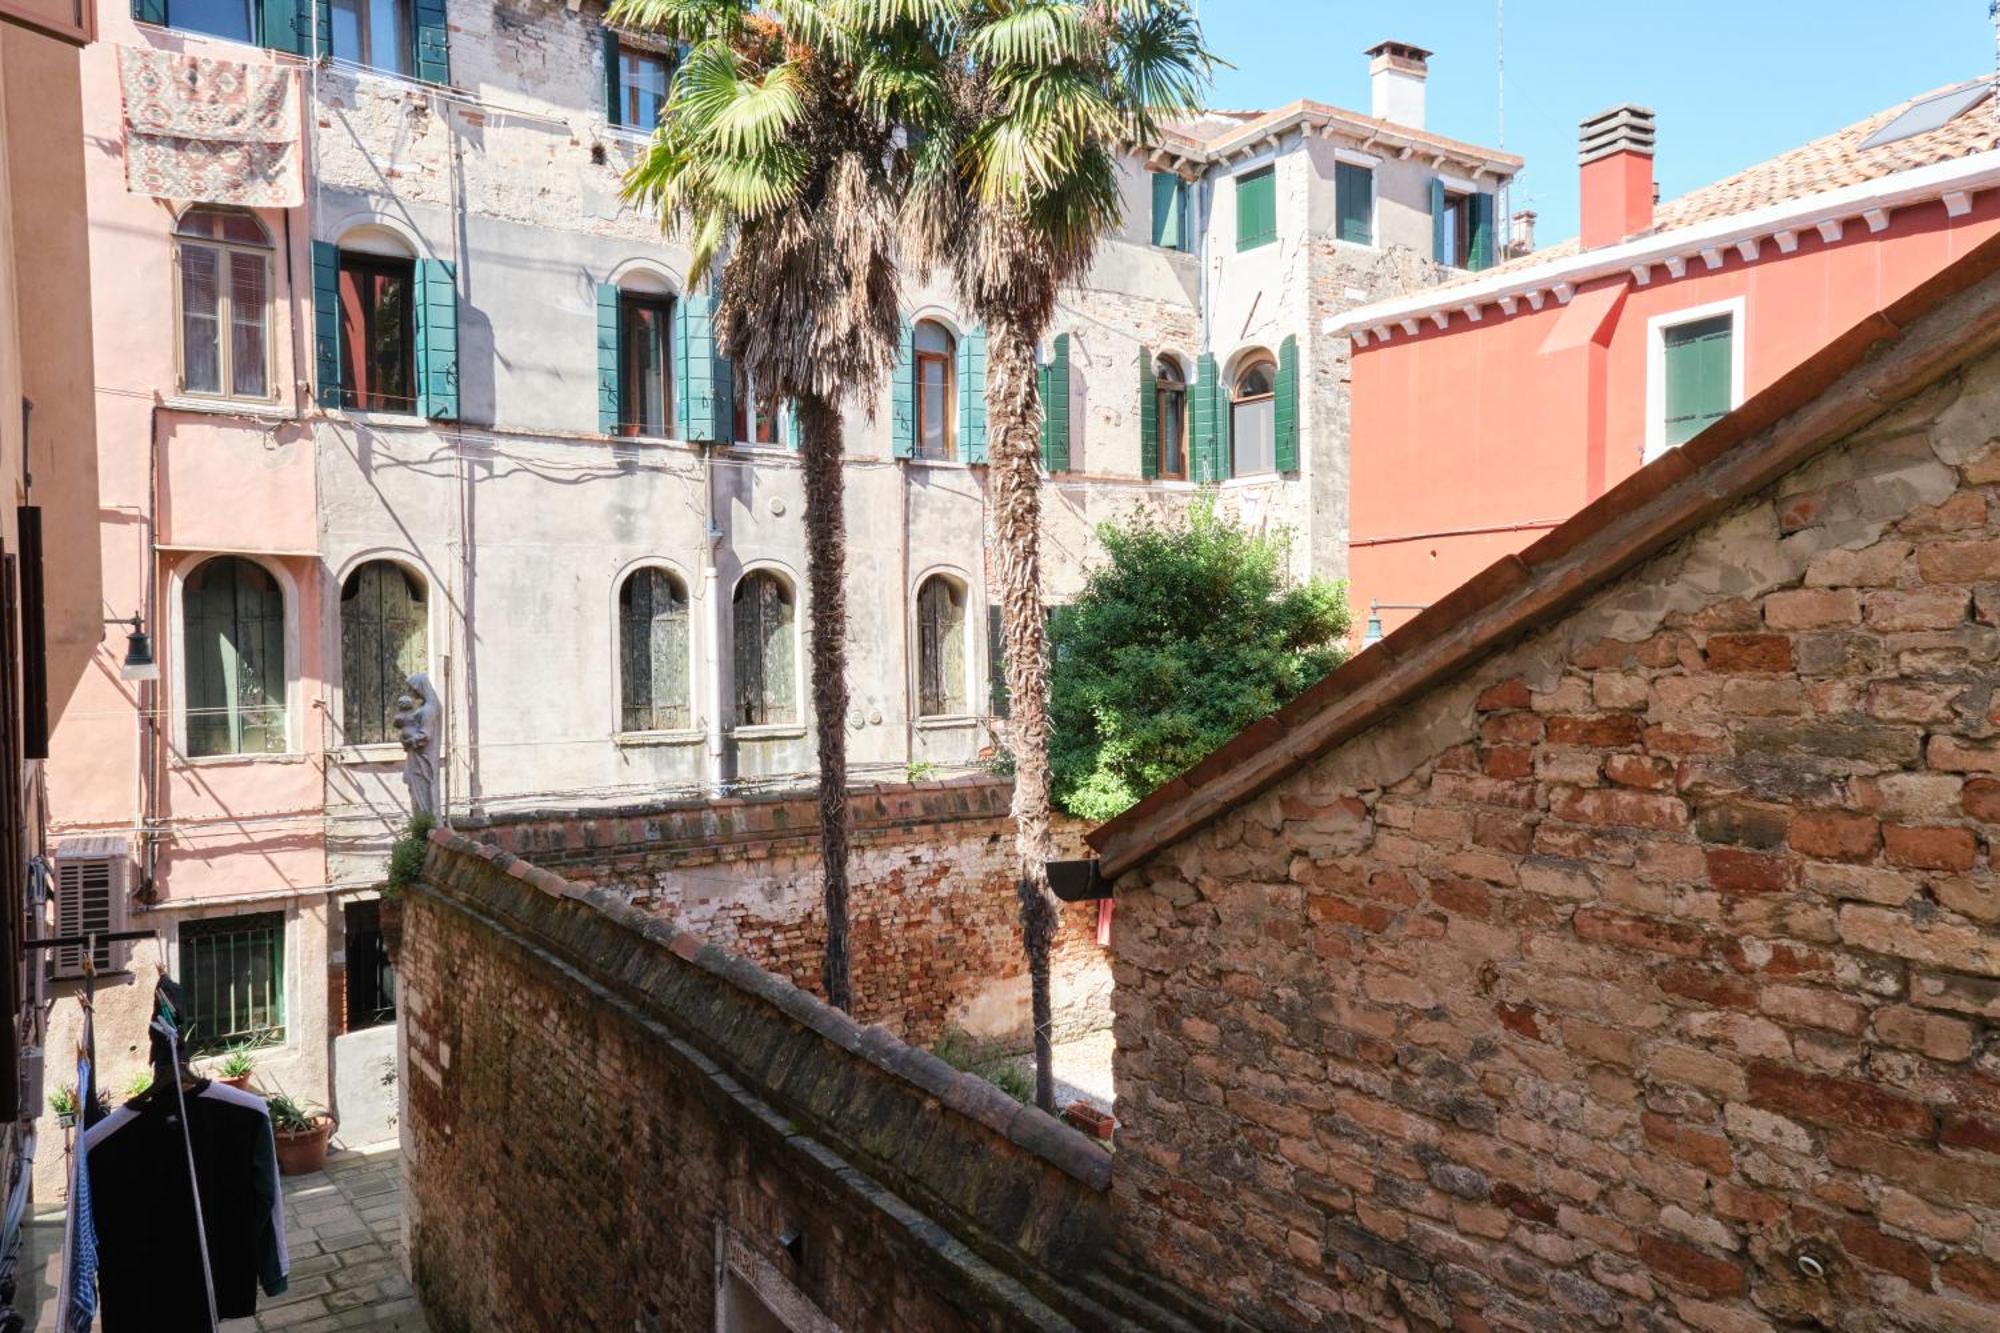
[907,0,1209,1109]
[615,0,947,1010]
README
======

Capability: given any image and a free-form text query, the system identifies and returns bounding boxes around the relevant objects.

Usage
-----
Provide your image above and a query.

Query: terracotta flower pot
[221,1074,253,1091]
[274,1114,337,1175]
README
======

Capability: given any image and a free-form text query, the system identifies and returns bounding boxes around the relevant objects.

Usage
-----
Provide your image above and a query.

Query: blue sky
[1198,2,1994,244]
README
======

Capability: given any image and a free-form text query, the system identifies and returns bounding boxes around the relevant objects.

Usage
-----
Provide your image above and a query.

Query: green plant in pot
[265,1089,337,1175]
[48,1083,79,1129]
[216,1043,258,1090]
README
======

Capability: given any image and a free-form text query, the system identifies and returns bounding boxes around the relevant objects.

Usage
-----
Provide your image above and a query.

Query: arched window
[914,320,957,461]
[916,575,967,717]
[176,208,272,402]
[340,561,427,745]
[184,557,286,758]
[1230,354,1277,477]
[1154,355,1188,480]
[617,272,674,437]
[732,571,796,727]
[336,230,417,413]
[618,567,691,732]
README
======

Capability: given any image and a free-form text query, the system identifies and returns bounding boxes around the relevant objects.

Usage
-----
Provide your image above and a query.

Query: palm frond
[605,0,743,44]
[709,60,807,156]
[964,2,1090,65]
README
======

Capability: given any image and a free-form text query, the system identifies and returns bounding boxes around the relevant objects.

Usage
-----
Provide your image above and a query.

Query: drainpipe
[702,446,725,797]
[900,459,913,770]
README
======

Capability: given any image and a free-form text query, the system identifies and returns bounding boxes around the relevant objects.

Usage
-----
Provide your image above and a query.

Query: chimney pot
[1509,209,1537,258]
[1578,104,1656,249]
[1366,40,1431,131]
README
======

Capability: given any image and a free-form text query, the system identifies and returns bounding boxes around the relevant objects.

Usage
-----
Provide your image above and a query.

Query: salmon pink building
[1329,82,2000,639]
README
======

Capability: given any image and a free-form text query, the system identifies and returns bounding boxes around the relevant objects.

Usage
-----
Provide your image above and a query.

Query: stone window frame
[1643,294,1746,464]
[332,549,438,760]
[912,567,977,724]
[168,550,304,763]
[610,556,701,744]
[729,562,803,736]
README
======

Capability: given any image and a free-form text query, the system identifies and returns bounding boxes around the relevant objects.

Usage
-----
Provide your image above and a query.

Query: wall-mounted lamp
[105,614,157,682]
[1363,599,1430,648]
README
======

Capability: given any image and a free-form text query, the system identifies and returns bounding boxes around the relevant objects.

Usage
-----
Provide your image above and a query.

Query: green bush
[931,1030,1032,1105]
[385,812,437,900]
[1049,498,1349,821]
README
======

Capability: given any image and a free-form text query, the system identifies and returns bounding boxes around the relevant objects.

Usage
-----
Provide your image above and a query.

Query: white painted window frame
[1643,295,1746,463]
[1332,147,1381,250]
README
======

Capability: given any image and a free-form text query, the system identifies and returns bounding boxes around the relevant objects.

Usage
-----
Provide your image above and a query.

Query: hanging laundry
[53,1037,98,1333]
[84,983,288,1329]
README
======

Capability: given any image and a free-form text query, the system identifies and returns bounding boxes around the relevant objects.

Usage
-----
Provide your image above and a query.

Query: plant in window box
[265,1090,338,1175]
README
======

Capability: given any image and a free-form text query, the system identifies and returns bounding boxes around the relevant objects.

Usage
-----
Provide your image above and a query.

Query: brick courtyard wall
[463,777,1110,1052]
[1108,349,2000,1329]
[401,832,1125,1332]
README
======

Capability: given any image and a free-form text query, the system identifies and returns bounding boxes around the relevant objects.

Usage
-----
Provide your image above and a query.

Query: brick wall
[401,833,1130,1331]
[462,778,1111,1051]
[1109,350,2000,1329]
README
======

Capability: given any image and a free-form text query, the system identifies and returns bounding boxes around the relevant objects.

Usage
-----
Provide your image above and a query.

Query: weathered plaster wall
[1110,340,2000,1328]
[464,778,1113,1051]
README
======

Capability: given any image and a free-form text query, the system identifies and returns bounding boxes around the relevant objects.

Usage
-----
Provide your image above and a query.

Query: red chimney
[1579,105,1655,250]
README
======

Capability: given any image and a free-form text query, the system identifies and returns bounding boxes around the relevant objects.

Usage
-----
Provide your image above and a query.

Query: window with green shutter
[1039,334,1071,472]
[1660,313,1735,451]
[957,325,988,463]
[674,290,732,443]
[1151,172,1186,250]
[416,258,458,421]
[1235,166,1275,252]
[1274,335,1299,473]
[1335,162,1373,246]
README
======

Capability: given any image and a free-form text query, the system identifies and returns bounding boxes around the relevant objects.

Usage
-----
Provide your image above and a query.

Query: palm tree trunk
[798,392,853,1012]
[987,318,1061,1113]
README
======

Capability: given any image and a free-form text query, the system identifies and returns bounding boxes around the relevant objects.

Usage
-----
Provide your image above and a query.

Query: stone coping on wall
[456,775,1050,867]
[416,828,1121,1292]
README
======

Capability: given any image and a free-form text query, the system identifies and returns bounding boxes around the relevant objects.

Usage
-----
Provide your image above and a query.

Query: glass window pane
[229,251,268,398]
[182,913,286,1053]
[1232,398,1275,476]
[1161,389,1185,476]
[341,562,426,745]
[621,49,670,128]
[185,557,286,757]
[366,0,410,74]
[329,0,363,61]
[621,297,669,435]
[339,256,415,412]
[181,244,222,396]
[918,358,948,458]
[170,0,254,42]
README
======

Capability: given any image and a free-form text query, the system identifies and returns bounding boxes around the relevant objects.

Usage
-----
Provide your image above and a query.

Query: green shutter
[890,317,914,458]
[1663,315,1734,448]
[1336,162,1373,245]
[1137,345,1157,480]
[958,325,988,464]
[312,241,341,409]
[596,283,620,434]
[1429,177,1448,264]
[258,0,305,53]
[132,0,166,24]
[1192,352,1221,482]
[313,0,329,55]
[1040,334,1070,473]
[413,0,448,83]
[987,603,1008,718]
[416,258,458,421]
[674,288,730,442]
[602,28,621,125]
[1236,166,1275,252]
[1151,172,1184,250]
[1469,192,1496,272]
[1275,334,1299,473]
[782,402,800,451]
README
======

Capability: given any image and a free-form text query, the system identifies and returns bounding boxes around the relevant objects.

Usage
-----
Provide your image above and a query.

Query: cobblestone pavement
[27,1140,421,1332]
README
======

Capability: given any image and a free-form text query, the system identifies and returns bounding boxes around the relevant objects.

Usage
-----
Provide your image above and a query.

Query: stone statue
[391,671,442,820]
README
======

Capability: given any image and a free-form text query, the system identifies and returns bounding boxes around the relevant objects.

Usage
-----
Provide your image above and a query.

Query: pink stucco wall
[48,17,325,901]
[1349,190,2000,640]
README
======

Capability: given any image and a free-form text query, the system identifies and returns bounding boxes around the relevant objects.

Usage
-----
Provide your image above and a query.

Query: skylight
[1859,82,1995,151]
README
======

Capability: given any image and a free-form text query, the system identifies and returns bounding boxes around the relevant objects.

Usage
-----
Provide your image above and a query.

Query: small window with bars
[52,842,128,978]
[181,912,286,1053]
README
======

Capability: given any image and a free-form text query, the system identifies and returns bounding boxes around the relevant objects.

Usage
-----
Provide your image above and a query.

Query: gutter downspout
[703,446,724,798]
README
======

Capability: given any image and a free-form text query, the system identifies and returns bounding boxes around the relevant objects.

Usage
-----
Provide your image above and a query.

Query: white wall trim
[1643,295,1746,464]
[325,211,424,259]
[607,258,683,295]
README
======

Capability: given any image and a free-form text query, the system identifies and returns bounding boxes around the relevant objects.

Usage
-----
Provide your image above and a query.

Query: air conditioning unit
[51,837,130,979]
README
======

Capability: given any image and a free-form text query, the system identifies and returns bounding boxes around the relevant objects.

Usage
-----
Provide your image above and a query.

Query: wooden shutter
[1335,162,1373,245]
[313,0,329,55]
[1192,353,1221,482]
[258,0,305,53]
[890,318,915,458]
[1137,346,1157,480]
[1040,334,1070,473]
[131,0,166,24]
[1663,315,1734,447]
[675,289,731,442]
[414,0,449,83]
[602,28,622,126]
[958,325,988,463]
[1236,167,1275,251]
[312,241,341,408]
[53,840,126,978]
[1275,335,1299,473]
[1429,177,1448,264]
[1151,172,1184,250]
[596,284,620,434]
[1469,192,1496,271]
[416,258,458,420]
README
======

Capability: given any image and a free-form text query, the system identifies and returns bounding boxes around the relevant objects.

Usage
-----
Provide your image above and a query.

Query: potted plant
[124,1070,153,1100]
[216,1044,257,1090]
[48,1084,79,1129]
[266,1092,337,1175]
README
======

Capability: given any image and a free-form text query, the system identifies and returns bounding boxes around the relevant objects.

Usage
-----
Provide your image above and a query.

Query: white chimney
[1366,40,1431,130]
[1510,209,1538,257]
